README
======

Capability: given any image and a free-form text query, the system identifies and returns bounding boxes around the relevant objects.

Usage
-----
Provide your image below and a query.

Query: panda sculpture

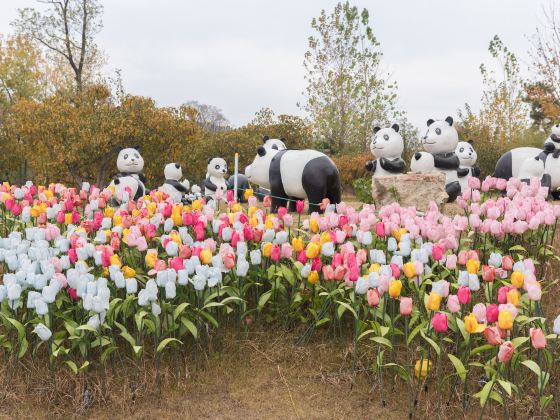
[246,146,341,213]
[411,117,467,202]
[158,163,190,203]
[365,124,405,177]
[455,140,480,191]
[204,157,228,204]
[262,135,287,151]
[109,148,146,202]
[544,124,560,151]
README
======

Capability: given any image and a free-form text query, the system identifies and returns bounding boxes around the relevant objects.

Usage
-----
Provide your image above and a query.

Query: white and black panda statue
[365,124,405,177]
[410,116,467,202]
[158,163,191,203]
[109,147,146,202]
[544,124,560,151]
[262,135,287,151]
[246,146,341,213]
[455,140,480,191]
[204,157,228,204]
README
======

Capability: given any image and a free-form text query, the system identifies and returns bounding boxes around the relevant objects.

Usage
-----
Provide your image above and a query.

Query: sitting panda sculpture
[544,123,560,151]
[109,148,146,202]
[246,146,341,213]
[158,163,191,203]
[410,116,467,202]
[365,124,405,177]
[455,140,480,192]
[204,157,228,205]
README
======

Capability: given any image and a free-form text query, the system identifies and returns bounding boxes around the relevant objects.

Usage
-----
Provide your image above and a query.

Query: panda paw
[365,160,374,171]
[114,178,120,185]
[414,152,422,160]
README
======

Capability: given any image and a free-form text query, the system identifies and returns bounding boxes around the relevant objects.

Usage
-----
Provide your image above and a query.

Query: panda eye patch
[435,128,441,135]
[459,148,464,153]
[135,154,139,159]
[124,154,128,160]
[215,165,219,169]
[383,134,389,141]
[272,145,278,150]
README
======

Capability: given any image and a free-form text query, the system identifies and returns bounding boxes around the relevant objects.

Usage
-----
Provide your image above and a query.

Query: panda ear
[280,137,285,142]
[373,127,381,134]
[257,146,267,157]
[467,140,474,145]
[391,124,400,133]
[427,119,434,127]
[133,145,141,152]
[262,135,269,142]
[175,163,180,169]
[445,116,454,126]
[207,158,212,164]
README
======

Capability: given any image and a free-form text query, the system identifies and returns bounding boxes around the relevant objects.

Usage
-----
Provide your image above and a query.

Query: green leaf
[258,290,272,310]
[455,318,468,341]
[420,330,440,356]
[511,336,529,349]
[384,362,410,381]
[475,379,494,407]
[498,379,512,397]
[202,302,223,310]
[521,360,542,377]
[447,353,467,383]
[407,321,426,345]
[100,345,119,364]
[370,336,392,348]
[76,325,98,333]
[181,317,198,339]
[156,337,182,353]
[509,245,526,252]
[18,337,28,359]
[540,395,553,410]
[65,360,78,374]
[470,344,494,356]
[336,300,358,319]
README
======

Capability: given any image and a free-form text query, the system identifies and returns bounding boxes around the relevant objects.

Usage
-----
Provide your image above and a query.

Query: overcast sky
[0,0,551,130]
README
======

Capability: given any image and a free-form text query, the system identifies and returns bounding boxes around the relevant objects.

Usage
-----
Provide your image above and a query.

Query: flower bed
[0,176,559,417]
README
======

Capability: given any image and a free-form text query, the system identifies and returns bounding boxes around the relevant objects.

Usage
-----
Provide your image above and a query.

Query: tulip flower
[498,341,514,363]
[486,304,499,323]
[367,288,380,307]
[457,286,471,305]
[498,310,513,330]
[466,258,480,274]
[530,327,547,349]
[426,292,442,311]
[464,313,481,334]
[400,297,413,316]
[432,312,448,333]
[308,270,319,285]
[481,265,495,283]
[414,359,432,378]
[447,295,461,313]
[511,271,524,288]
[388,279,402,298]
[34,323,52,341]
[295,200,305,214]
[484,326,503,346]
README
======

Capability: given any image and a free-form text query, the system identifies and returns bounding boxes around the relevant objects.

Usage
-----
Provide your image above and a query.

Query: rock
[371,172,448,211]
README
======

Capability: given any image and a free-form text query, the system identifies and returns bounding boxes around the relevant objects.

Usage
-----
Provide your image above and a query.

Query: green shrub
[351,177,374,204]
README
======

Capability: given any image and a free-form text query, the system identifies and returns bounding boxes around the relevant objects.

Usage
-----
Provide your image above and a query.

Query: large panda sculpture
[158,163,191,203]
[456,140,480,192]
[109,148,146,202]
[246,147,341,213]
[204,157,228,204]
[410,117,467,202]
[365,124,405,177]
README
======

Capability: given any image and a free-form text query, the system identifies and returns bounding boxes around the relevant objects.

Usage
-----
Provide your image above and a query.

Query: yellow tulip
[426,292,441,311]
[231,203,241,213]
[414,359,432,379]
[110,254,122,268]
[464,313,479,334]
[248,206,257,218]
[498,310,513,330]
[249,217,258,227]
[192,200,202,211]
[466,258,480,274]
[511,271,524,289]
[199,248,212,264]
[243,188,254,201]
[320,232,331,245]
[368,263,380,273]
[113,215,122,227]
[305,242,320,259]
[309,218,319,233]
[147,202,157,216]
[292,237,304,252]
[308,270,319,285]
[132,209,141,217]
[31,205,41,218]
[263,242,273,258]
[170,232,182,245]
[264,219,274,230]
[389,279,402,298]
[122,266,136,278]
[44,190,53,200]
[402,262,416,279]
[145,250,157,268]
[506,288,519,306]
[392,228,408,241]
[172,212,182,226]
[102,267,109,277]
[64,213,72,225]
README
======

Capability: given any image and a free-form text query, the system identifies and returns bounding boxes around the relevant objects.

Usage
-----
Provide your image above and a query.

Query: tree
[300,1,402,154]
[526,4,560,127]
[183,100,231,131]
[12,0,104,93]
[459,35,527,145]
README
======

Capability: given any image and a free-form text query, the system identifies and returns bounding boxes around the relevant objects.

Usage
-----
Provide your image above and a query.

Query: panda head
[423,116,458,154]
[262,135,287,151]
[370,124,403,158]
[207,157,227,178]
[551,124,560,137]
[456,140,477,166]
[246,145,279,187]
[164,162,183,181]
[117,148,144,173]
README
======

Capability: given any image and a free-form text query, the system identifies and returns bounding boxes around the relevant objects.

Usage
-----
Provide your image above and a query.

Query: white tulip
[126,278,138,294]
[33,323,52,341]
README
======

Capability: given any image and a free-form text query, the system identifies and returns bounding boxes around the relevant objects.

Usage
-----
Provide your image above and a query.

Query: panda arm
[165,179,188,193]
[544,142,556,154]
[472,165,481,178]
[457,167,470,177]
[138,173,146,183]
[365,160,376,172]
[433,153,460,169]
[379,157,405,173]
[204,177,217,191]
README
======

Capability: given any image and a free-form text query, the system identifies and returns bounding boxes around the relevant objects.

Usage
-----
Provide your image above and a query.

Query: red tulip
[486,304,499,323]
[296,200,305,214]
[457,286,471,305]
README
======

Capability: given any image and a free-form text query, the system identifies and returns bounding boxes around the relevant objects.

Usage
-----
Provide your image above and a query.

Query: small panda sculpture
[455,140,480,191]
[204,157,228,204]
[246,146,341,213]
[262,135,287,151]
[110,148,146,202]
[158,163,190,203]
[494,147,547,183]
[365,124,405,177]
[544,124,560,151]
[411,117,467,202]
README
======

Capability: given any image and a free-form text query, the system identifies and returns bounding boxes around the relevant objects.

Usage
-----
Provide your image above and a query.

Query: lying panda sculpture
[246,146,341,213]
[109,147,146,202]
[365,124,405,177]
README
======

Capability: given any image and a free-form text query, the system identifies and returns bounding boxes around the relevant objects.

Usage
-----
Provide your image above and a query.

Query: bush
[331,153,371,189]
[351,177,374,204]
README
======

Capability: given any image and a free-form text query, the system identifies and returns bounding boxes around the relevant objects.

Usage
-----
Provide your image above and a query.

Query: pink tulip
[432,244,445,261]
[486,304,499,323]
[400,297,413,316]
[367,288,380,307]
[484,326,503,346]
[457,286,471,305]
[447,295,461,313]
[445,254,457,269]
[322,265,334,281]
[498,341,514,363]
[375,222,385,237]
[295,200,305,214]
[270,244,281,262]
[281,243,292,259]
[530,328,547,349]
[432,312,448,333]
[473,303,487,323]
